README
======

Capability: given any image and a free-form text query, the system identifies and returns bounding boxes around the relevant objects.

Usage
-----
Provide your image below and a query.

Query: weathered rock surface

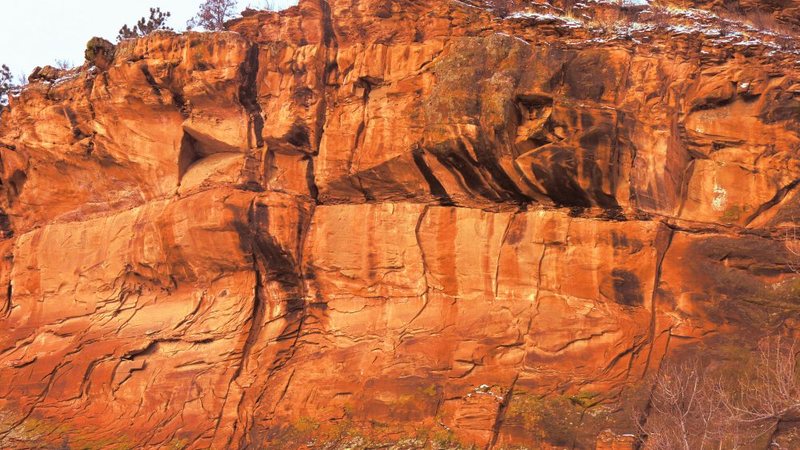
[1,0,799,448]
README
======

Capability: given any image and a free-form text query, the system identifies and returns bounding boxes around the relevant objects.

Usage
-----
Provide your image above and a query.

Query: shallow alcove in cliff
[178,129,257,195]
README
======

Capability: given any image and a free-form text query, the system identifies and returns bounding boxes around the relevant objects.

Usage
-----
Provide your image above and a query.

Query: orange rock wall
[1,0,799,448]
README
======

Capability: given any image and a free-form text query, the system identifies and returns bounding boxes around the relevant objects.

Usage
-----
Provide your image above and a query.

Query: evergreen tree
[117,7,173,41]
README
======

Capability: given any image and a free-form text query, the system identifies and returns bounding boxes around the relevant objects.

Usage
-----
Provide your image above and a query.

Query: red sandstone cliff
[1,0,799,448]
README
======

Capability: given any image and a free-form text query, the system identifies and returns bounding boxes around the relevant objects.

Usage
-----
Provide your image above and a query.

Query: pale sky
[0,0,298,79]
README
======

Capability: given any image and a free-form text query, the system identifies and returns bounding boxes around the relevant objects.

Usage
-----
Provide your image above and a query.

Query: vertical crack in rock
[211,198,269,449]
[636,328,674,440]
[242,246,268,380]
[319,0,338,50]
[609,48,634,210]
[610,103,626,205]
[533,241,547,307]
[317,0,339,155]
[3,280,11,318]
[235,197,302,447]
[348,77,379,202]
[239,44,264,150]
[259,204,316,421]
[256,220,308,378]
[238,43,266,192]
[309,0,338,207]
[494,211,518,298]
[2,253,11,318]
[214,197,314,448]
[672,98,695,216]
[487,373,519,450]
[415,205,432,295]
[305,155,320,202]
[229,248,268,446]
[402,205,432,331]
[674,158,697,219]
[642,225,674,376]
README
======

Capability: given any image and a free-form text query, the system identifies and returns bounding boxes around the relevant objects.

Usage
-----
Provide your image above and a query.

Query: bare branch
[640,338,800,449]
[187,0,238,31]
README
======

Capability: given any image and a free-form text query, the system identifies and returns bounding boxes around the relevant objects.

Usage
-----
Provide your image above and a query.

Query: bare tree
[187,0,238,31]
[117,7,173,41]
[639,360,734,450]
[54,59,73,70]
[786,225,800,273]
[722,337,800,444]
[16,71,27,87]
[249,0,276,10]
[640,337,800,448]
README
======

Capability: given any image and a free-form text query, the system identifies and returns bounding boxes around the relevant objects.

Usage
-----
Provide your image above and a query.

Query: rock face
[0,0,799,448]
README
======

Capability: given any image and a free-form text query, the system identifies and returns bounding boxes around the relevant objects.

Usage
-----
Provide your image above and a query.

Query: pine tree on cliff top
[117,7,173,41]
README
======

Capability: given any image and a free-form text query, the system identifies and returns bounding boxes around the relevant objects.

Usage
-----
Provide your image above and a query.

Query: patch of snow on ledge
[622,0,650,6]
[507,11,583,27]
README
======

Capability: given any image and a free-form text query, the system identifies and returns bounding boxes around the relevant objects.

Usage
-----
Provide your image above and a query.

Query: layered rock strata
[1,0,799,448]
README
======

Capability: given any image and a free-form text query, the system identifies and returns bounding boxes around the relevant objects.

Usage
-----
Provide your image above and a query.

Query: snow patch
[712,185,728,211]
[587,0,649,6]
[495,32,531,46]
[51,73,80,86]
[465,384,504,402]
[507,11,583,27]
[451,0,486,10]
